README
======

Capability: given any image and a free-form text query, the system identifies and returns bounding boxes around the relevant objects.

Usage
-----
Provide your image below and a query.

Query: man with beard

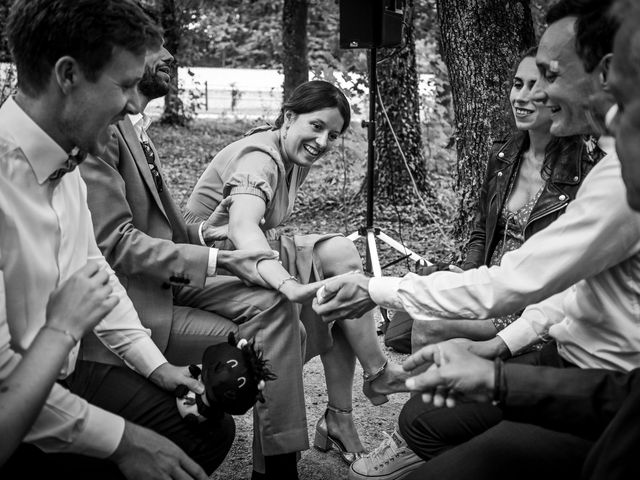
[78,35,309,479]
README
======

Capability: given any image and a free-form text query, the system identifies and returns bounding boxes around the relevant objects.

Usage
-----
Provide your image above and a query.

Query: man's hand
[46,261,119,340]
[201,197,233,244]
[109,421,208,480]
[217,249,279,288]
[463,336,510,359]
[149,363,205,396]
[403,341,494,408]
[312,273,376,322]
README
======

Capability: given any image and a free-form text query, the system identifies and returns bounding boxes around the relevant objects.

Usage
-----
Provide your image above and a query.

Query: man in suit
[78,34,308,479]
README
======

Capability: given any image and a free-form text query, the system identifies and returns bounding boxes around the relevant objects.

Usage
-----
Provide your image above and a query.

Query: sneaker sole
[348,458,424,480]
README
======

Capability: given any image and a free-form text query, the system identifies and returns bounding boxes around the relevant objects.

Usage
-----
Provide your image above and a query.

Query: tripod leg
[366,230,382,277]
[375,230,429,265]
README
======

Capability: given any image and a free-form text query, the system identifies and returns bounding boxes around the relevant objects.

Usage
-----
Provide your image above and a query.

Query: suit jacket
[79,117,210,364]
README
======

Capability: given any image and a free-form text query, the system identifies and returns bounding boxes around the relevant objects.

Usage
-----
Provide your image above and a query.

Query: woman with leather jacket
[421,47,599,344]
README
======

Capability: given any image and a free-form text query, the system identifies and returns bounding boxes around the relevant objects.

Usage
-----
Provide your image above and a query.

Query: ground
[152,118,457,480]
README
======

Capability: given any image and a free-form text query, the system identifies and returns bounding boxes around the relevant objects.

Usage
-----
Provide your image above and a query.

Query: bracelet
[276,275,297,292]
[42,325,79,344]
[492,357,503,406]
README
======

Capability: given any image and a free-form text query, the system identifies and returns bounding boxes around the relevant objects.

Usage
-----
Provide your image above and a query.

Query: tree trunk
[159,0,188,125]
[436,0,535,250]
[0,0,12,63]
[374,0,428,204]
[282,0,309,100]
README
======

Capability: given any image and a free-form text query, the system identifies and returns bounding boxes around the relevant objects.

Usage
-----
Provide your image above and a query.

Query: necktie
[140,140,164,192]
[49,147,87,181]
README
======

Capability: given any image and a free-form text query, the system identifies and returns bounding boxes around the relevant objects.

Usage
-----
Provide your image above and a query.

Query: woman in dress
[419,47,597,345]
[185,80,407,464]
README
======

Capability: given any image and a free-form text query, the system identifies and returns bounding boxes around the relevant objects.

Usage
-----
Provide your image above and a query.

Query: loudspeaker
[339,0,404,49]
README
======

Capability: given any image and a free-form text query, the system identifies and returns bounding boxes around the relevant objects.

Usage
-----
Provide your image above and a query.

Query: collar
[128,113,153,141]
[0,97,71,184]
[597,135,615,156]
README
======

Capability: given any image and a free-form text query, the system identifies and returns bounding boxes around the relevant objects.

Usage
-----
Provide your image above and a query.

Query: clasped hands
[402,338,507,408]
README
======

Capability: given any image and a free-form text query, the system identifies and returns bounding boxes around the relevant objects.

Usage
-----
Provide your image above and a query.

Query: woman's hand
[279,279,325,303]
[46,261,118,341]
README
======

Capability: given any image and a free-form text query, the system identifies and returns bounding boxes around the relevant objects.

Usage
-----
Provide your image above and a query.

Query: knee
[398,395,442,461]
[315,237,363,276]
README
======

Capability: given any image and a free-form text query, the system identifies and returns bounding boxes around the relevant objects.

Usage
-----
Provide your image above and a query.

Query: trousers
[399,342,593,480]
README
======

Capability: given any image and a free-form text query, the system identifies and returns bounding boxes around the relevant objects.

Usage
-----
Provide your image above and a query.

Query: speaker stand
[348,48,426,280]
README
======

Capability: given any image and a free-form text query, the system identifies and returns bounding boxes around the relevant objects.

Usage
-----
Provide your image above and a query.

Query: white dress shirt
[127,113,219,275]
[370,137,640,372]
[0,98,167,457]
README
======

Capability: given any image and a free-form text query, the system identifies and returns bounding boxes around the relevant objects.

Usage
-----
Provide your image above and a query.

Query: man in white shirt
[78,30,308,479]
[398,6,640,480]
[0,1,233,479]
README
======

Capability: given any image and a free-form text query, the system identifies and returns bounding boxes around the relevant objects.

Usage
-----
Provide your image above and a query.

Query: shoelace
[368,432,402,467]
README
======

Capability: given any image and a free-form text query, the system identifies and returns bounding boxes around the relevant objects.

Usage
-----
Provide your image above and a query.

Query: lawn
[151,117,458,479]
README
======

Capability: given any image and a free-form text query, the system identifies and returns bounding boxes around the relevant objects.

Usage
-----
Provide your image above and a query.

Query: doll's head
[175,333,276,422]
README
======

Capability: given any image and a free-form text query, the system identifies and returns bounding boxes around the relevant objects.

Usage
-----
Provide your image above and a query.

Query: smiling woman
[419,47,598,346]
[184,80,410,465]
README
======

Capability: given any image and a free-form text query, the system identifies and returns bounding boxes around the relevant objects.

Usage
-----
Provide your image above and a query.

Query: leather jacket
[462,131,596,270]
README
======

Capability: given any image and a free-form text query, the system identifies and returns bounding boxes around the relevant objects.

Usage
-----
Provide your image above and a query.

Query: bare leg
[315,238,408,400]
[319,326,364,452]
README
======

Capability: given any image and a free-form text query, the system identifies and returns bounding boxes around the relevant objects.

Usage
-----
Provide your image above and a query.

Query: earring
[282,126,289,141]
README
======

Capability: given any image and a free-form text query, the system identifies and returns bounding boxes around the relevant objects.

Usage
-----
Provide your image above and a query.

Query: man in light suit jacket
[78,37,308,480]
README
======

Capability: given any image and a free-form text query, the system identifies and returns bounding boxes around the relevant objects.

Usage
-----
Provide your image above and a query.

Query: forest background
[0,1,555,478]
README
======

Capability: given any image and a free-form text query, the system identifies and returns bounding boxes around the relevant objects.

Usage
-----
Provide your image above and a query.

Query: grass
[151,118,458,479]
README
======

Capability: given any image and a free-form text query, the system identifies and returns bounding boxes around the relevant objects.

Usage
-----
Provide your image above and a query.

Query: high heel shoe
[362,360,389,406]
[314,405,366,465]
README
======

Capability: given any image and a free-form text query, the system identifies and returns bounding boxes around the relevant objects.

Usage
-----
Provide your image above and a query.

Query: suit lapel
[118,117,168,218]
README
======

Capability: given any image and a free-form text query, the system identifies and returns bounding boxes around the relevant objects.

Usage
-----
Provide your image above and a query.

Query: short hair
[274,81,352,134]
[7,0,163,97]
[546,0,618,73]
[609,0,640,82]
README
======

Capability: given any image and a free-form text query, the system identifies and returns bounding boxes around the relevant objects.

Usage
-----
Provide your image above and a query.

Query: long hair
[512,47,581,180]
[273,80,351,134]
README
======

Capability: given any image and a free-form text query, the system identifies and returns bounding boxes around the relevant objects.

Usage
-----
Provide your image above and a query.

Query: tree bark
[282,0,309,100]
[374,0,428,204]
[436,0,535,249]
[159,0,187,125]
[0,0,12,63]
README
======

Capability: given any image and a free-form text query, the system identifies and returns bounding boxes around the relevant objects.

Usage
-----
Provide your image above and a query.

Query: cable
[375,83,453,245]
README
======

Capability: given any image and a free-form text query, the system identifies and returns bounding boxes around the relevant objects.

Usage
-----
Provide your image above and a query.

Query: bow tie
[49,147,87,181]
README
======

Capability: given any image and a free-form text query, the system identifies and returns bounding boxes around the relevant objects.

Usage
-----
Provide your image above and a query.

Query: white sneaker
[348,430,424,480]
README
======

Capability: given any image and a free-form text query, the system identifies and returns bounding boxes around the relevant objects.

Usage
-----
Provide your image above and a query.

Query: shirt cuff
[368,277,404,310]
[74,405,125,458]
[497,319,540,356]
[198,222,206,246]
[207,248,219,276]
[122,336,168,378]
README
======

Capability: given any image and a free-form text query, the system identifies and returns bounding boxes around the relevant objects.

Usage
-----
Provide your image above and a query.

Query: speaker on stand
[339,0,427,330]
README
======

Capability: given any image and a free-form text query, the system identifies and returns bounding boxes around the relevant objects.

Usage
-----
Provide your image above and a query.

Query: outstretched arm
[227,193,325,302]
